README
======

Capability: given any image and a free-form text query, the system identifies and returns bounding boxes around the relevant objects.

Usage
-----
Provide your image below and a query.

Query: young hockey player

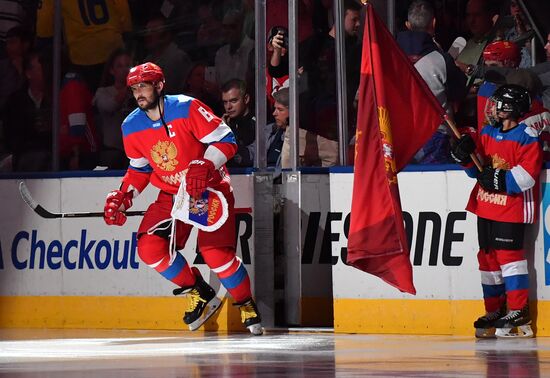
[451,84,542,338]
[102,62,263,335]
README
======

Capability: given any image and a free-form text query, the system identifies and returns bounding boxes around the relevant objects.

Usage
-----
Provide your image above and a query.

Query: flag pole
[444,115,483,171]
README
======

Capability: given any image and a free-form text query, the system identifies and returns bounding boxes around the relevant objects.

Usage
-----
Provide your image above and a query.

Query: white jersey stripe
[148,258,164,269]
[68,112,87,126]
[510,165,536,192]
[199,121,233,144]
[528,188,533,223]
[204,145,228,169]
[211,257,240,274]
[129,157,151,168]
[523,189,535,223]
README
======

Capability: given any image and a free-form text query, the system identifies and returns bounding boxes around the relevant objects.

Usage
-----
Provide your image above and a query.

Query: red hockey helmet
[482,41,520,67]
[126,62,165,87]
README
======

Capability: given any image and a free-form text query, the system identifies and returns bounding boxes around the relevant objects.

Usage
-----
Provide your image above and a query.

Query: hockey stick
[18,181,145,219]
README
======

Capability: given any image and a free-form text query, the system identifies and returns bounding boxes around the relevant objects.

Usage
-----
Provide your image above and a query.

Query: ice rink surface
[1,329,549,377]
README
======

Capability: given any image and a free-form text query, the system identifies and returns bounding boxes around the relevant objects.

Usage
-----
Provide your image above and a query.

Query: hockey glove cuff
[477,167,507,193]
[185,159,216,198]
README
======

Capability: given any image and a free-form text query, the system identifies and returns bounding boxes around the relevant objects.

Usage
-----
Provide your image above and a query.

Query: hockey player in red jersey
[102,62,263,335]
[451,84,542,338]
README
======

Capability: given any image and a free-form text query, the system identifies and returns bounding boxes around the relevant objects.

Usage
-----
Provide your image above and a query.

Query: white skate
[494,306,534,339]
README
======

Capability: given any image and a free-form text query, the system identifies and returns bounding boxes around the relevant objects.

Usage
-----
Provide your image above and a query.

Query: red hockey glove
[104,190,133,226]
[185,159,216,198]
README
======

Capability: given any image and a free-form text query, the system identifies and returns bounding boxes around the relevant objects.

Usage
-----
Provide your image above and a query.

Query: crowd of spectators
[0,0,550,173]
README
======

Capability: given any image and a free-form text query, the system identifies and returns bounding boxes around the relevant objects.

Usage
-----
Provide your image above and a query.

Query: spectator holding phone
[266,26,291,105]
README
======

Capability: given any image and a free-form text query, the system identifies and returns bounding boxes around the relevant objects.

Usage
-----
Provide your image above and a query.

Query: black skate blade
[188,297,222,331]
[475,328,496,339]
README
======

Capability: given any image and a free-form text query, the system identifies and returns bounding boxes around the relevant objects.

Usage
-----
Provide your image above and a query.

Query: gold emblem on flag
[189,198,208,216]
[151,140,179,171]
[354,129,363,162]
[378,106,398,184]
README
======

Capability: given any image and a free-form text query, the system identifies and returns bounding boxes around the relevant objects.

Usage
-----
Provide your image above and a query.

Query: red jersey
[266,68,289,106]
[121,95,237,196]
[520,100,550,161]
[465,122,542,224]
[59,73,98,158]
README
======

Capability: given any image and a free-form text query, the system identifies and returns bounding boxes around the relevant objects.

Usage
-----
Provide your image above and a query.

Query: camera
[268,26,288,49]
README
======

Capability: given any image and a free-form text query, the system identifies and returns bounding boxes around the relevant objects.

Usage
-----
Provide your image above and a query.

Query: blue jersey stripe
[129,164,153,173]
[161,95,192,124]
[211,132,237,145]
[506,173,522,194]
[121,109,149,137]
[480,123,539,146]
[121,95,193,137]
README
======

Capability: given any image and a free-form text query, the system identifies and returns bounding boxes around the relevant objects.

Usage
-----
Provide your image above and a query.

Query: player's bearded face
[131,82,160,111]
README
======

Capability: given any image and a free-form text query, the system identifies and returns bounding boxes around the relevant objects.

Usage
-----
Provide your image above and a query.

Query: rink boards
[331,167,550,335]
[0,175,257,331]
[1,168,550,335]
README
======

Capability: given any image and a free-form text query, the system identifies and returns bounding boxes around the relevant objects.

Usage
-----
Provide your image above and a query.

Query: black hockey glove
[450,134,476,165]
[477,166,507,193]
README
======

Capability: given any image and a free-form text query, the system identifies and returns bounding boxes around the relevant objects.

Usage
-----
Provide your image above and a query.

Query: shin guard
[137,234,195,288]
[478,248,506,312]
[495,249,529,310]
[202,247,252,303]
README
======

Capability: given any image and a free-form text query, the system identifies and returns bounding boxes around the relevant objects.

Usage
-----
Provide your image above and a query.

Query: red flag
[346,5,446,294]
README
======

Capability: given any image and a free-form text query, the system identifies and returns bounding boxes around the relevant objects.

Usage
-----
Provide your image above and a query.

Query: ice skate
[235,298,264,335]
[173,268,222,331]
[474,308,505,338]
[494,306,534,338]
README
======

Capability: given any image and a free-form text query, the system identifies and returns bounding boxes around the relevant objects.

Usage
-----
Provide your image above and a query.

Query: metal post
[282,170,301,325]
[288,0,299,170]
[253,172,275,328]
[387,0,396,35]
[52,0,62,171]
[517,0,544,46]
[254,0,267,169]
[283,0,302,326]
[252,0,275,329]
[334,0,348,165]
[530,38,536,67]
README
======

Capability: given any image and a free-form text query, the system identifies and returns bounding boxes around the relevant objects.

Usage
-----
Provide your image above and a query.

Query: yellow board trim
[334,299,550,336]
[3,296,550,336]
[0,296,243,331]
